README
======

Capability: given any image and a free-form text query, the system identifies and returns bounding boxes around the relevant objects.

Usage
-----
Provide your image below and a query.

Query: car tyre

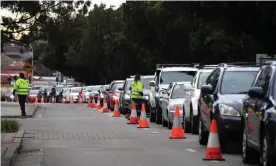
[156,108,162,124]
[198,116,208,145]
[260,131,274,166]
[242,125,258,164]
[162,114,168,127]
[149,107,156,122]
[168,118,172,129]
[190,104,198,134]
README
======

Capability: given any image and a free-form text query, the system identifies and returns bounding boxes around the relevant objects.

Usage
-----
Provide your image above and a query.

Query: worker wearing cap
[126,74,144,120]
[13,73,29,118]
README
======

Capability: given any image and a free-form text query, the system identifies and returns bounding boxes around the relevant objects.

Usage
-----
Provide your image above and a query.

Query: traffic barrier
[127,103,139,124]
[62,96,66,104]
[101,97,108,113]
[87,97,91,107]
[41,96,44,103]
[169,106,186,139]
[137,104,149,128]
[51,96,55,103]
[96,96,101,110]
[70,96,74,104]
[203,119,225,161]
[112,99,121,117]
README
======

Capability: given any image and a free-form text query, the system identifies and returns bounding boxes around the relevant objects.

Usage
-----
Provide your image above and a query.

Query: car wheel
[149,107,156,122]
[198,116,208,145]
[260,132,274,166]
[242,125,258,164]
[190,104,199,134]
[156,107,162,124]
[185,118,191,133]
[162,114,168,127]
[168,118,172,129]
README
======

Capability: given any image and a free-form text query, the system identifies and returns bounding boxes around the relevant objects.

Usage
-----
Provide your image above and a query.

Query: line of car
[110,62,275,166]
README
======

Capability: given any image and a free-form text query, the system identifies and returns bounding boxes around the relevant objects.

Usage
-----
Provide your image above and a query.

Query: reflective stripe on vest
[16,78,29,95]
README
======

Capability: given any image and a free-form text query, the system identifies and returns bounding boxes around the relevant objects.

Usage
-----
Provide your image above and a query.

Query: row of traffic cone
[87,96,225,161]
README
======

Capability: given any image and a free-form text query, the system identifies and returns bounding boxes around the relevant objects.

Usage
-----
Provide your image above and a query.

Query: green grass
[1,120,20,133]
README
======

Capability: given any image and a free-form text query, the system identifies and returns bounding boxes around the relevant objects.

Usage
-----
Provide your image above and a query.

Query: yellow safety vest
[131,81,143,99]
[14,78,29,95]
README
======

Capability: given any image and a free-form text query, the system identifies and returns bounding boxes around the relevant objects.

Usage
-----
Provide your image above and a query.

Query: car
[198,63,260,152]
[242,61,276,166]
[62,87,70,101]
[160,82,187,129]
[68,87,82,103]
[28,90,39,102]
[82,86,94,103]
[89,85,102,100]
[149,64,199,124]
[55,85,64,103]
[99,85,109,106]
[106,80,125,110]
[183,65,217,134]
[107,83,124,111]
[37,86,53,102]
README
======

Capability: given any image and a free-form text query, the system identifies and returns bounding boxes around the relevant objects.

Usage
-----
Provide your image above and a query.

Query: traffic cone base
[203,119,225,161]
[137,104,150,128]
[169,106,186,139]
[101,97,109,113]
[127,103,139,124]
[127,117,139,124]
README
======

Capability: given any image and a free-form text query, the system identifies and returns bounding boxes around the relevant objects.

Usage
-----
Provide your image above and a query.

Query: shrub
[1,120,20,133]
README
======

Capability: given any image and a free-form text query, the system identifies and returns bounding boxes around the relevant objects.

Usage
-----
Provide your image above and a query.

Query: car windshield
[93,86,102,91]
[29,90,39,95]
[62,88,69,93]
[160,71,197,84]
[141,77,154,89]
[220,71,258,94]
[56,87,63,92]
[71,87,81,93]
[197,72,211,89]
[114,84,124,91]
[86,86,94,92]
[45,86,52,92]
[171,84,186,99]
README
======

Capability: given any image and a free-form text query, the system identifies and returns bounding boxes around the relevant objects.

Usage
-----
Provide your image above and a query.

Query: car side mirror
[201,85,213,94]
[149,80,155,87]
[118,88,123,91]
[248,87,264,98]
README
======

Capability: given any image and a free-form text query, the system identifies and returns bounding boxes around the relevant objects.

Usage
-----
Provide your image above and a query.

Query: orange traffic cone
[169,106,186,139]
[34,97,38,103]
[203,119,225,161]
[96,97,101,110]
[51,96,55,103]
[78,96,82,104]
[70,96,74,104]
[127,103,139,124]
[62,96,66,104]
[87,97,91,107]
[101,97,108,113]
[91,97,95,108]
[41,96,44,103]
[112,99,121,117]
[137,104,149,128]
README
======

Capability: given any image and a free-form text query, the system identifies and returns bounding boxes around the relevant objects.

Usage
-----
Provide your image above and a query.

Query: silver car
[160,82,186,129]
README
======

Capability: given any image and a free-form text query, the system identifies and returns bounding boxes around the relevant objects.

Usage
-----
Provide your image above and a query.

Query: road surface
[16,103,257,166]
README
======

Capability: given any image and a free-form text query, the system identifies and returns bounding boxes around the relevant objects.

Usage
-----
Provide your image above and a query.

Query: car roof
[141,75,154,78]
[224,67,260,72]
[160,67,199,72]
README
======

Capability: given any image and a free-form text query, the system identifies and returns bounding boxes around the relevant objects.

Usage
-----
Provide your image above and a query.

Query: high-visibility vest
[14,78,29,95]
[131,81,143,99]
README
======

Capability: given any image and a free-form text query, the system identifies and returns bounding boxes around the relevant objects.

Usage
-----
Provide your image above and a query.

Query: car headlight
[124,94,130,100]
[170,104,183,112]
[143,96,149,100]
[219,104,240,116]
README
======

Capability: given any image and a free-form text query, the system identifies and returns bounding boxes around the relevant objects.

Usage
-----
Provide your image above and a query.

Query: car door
[120,81,127,107]
[162,88,171,120]
[183,83,194,117]
[249,66,272,144]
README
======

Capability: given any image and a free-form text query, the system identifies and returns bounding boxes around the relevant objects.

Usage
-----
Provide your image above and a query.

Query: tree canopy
[1,1,276,84]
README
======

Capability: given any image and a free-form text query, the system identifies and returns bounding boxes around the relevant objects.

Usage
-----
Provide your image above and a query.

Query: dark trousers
[18,95,27,116]
[131,98,143,117]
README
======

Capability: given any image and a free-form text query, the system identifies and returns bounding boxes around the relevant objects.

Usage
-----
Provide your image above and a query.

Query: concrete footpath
[1,102,39,118]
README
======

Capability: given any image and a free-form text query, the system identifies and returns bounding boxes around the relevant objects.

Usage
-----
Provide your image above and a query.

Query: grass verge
[1,120,20,133]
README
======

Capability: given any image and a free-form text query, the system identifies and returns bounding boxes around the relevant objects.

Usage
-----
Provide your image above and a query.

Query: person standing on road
[125,74,144,120]
[13,73,29,118]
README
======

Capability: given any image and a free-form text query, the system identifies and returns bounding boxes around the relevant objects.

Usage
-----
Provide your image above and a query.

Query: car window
[93,86,102,91]
[253,66,272,95]
[56,87,63,92]
[112,83,123,91]
[220,71,258,94]
[197,72,211,89]
[171,84,186,99]
[63,88,69,93]
[86,86,94,92]
[160,71,197,84]
[141,77,153,89]
[114,84,124,90]
[29,90,39,95]
[71,88,81,93]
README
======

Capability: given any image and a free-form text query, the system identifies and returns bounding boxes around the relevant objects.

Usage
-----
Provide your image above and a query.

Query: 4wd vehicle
[183,65,217,134]
[242,61,276,166]
[149,64,198,124]
[198,63,260,152]
[106,80,124,110]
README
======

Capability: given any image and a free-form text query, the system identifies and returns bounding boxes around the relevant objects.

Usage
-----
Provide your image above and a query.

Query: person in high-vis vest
[125,74,144,120]
[13,73,29,118]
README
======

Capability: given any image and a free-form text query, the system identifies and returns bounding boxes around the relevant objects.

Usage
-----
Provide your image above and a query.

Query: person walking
[125,74,144,120]
[13,73,29,118]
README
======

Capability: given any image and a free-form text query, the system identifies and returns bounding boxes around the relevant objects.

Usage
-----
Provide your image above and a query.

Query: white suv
[183,65,217,134]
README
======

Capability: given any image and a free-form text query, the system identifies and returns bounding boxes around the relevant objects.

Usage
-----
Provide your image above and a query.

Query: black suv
[198,63,260,152]
[242,61,276,166]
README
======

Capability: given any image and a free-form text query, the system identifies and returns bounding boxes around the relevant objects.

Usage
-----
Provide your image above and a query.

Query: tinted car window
[160,71,197,84]
[220,71,258,94]
[197,72,211,89]
[171,84,186,99]
[141,78,153,89]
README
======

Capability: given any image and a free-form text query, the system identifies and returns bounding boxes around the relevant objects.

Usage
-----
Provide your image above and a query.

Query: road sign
[23,62,32,72]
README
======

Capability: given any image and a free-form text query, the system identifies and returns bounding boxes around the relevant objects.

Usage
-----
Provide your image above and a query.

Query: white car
[67,87,82,102]
[183,65,216,134]
[82,86,94,102]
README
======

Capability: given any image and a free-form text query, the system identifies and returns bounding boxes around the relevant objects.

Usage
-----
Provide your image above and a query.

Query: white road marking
[185,148,196,152]
[144,128,150,130]
[211,161,220,163]
[152,131,158,134]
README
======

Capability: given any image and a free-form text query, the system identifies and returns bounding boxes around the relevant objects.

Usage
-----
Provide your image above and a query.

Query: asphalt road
[17,103,257,166]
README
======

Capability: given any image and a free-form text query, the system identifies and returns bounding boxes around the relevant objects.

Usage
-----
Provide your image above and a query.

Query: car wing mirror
[248,87,264,98]
[201,84,213,94]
